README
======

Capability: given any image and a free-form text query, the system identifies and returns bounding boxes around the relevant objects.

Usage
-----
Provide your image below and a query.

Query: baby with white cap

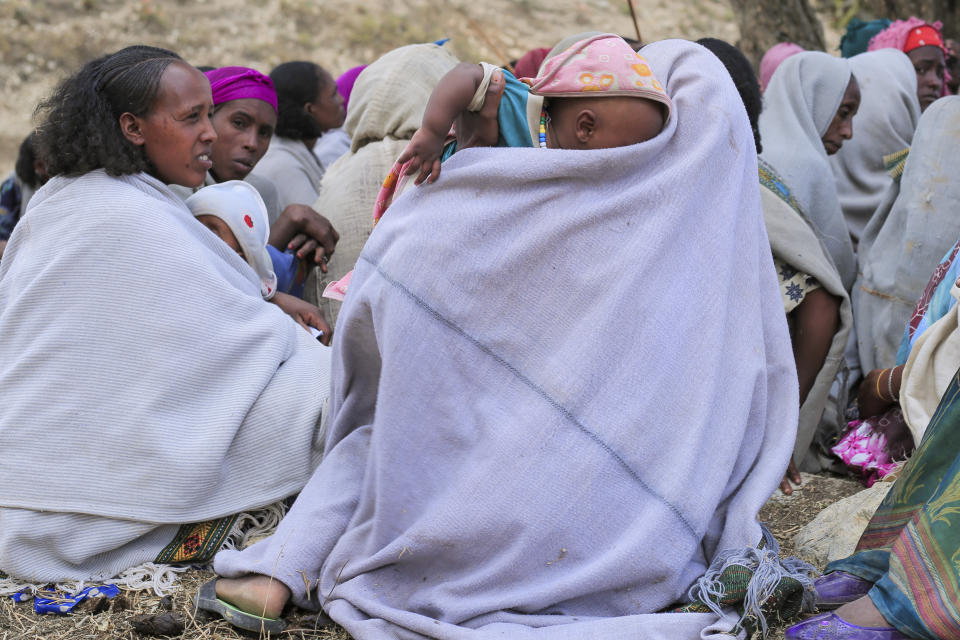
[187,180,279,299]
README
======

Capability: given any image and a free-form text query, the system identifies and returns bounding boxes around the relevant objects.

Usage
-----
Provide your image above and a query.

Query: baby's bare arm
[398,62,487,185]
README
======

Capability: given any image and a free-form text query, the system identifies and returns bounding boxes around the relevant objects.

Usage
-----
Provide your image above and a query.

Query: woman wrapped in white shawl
[759,52,860,293]
[830,49,920,243]
[0,46,331,584]
[207,39,808,639]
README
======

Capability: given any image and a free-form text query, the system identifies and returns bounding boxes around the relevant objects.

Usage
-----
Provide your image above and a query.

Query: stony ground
[0,472,862,640]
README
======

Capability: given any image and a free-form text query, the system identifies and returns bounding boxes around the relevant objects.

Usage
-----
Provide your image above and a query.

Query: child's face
[547,97,665,150]
[196,214,245,260]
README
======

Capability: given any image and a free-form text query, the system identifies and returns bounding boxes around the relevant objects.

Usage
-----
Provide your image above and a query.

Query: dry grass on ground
[0,473,862,640]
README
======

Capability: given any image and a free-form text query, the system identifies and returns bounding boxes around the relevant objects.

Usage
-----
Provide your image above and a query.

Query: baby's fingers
[426,159,443,183]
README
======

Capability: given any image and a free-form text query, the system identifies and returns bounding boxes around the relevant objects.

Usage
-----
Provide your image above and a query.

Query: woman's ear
[574,109,597,144]
[119,112,146,146]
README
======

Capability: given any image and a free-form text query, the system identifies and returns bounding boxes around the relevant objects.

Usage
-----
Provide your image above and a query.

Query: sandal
[193,578,285,634]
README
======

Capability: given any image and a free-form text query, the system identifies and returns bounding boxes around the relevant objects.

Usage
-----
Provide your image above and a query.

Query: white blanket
[0,171,330,580]
[215,40,798,639]
[855,96,960,372]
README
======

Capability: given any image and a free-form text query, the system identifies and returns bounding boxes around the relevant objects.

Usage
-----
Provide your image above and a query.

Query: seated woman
[698,38,850,493]
[307,43,459,328]
[830,49,921,243]
[760,51,860,293]
[200,39,810,638]
[856,96,960,375]
[757,50,861,476]
[250,61,344,212]
[0,46,331,583]
[791,357,960,638]
[835,98,960,485]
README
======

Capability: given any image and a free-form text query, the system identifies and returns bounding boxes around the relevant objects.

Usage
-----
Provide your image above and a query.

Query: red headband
[904,25,945,53]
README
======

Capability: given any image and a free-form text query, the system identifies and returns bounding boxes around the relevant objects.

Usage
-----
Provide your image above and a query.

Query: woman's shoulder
[29,170,190,230]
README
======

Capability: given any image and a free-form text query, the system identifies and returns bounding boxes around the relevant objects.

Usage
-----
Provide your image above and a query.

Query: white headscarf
[855,96,960,371]
[830,49,920,241]
[760,51,857,290]
[187,180,278,299]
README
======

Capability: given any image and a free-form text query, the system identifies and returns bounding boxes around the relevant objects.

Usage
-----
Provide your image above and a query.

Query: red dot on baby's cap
[244,215,254,228]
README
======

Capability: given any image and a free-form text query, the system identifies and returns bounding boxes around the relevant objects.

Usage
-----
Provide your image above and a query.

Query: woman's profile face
[306,70,345,133]
[126,63,218,187]
[209,98,277,182]
[821,76,860,155]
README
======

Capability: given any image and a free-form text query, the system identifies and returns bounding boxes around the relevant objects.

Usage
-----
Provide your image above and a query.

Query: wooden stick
[625,0,642,43]
[463,12,514,72]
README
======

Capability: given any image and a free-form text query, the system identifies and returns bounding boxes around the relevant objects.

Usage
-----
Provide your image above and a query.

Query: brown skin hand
[821,76,860,156]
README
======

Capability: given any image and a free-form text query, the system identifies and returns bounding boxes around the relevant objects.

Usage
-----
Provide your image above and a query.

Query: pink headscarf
[759,42,805,92]
[522,33,672,119]
[204,66,278,114]
[868,17,946,54]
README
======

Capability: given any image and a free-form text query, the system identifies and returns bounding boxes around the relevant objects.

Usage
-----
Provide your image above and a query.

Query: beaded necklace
[539,105,548,149]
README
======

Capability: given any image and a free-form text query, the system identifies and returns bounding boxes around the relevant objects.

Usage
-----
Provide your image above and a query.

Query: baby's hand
[397,128,446,186]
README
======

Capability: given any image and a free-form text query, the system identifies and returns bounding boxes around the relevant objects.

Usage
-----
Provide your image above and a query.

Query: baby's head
[186,180,278,298]
[526,34,672,150]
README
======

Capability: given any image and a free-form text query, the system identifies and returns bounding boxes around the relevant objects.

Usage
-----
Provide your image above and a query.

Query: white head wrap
[187,180,278,299]
[760,51,857,290]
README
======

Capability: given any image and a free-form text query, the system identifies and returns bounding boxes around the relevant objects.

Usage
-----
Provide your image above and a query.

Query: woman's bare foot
[835,595,892,628]
[215,575,291,620]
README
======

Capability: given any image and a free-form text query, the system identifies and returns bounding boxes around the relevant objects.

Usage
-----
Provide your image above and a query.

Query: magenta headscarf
[759,42,805,92]
[204,66,278,114]
[336,65,367,114]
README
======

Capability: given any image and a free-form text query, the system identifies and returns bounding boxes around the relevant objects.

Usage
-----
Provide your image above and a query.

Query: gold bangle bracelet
[876,368,888,402]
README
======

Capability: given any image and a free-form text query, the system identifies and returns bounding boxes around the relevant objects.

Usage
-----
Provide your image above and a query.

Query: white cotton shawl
[760,52,857,291]
[216,39,798,639]
[855,96,960,372]
[0,171,329,524]
[830,49,920,241]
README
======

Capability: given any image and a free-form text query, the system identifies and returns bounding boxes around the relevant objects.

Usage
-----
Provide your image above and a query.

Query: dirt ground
[0,472,863,640]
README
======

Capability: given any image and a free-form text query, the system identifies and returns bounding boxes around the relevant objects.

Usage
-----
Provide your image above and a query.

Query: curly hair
[14,133,41,188]
[697,38,763,154]
[270,61,327,140]
[34,45,183,177]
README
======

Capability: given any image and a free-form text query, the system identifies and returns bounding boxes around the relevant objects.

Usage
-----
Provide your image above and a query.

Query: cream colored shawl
[901,281,960,443]
[306,43,459,326]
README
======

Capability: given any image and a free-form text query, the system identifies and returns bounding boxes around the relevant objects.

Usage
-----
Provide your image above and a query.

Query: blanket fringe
[686,526,818,638]
[0,501,290,598]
